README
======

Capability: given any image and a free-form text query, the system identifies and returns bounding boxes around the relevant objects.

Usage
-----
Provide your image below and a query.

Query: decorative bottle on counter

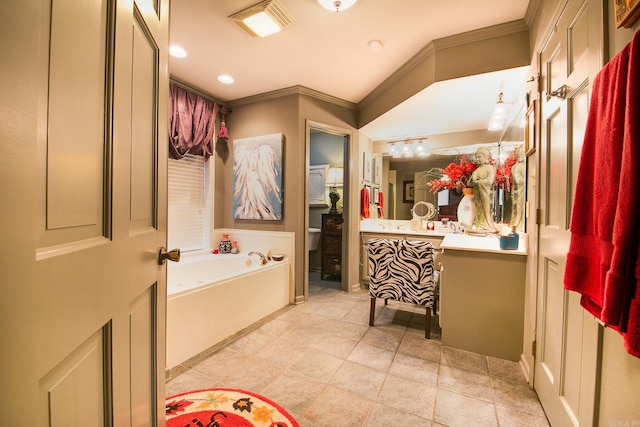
[457,187,476,229]
[218,234,232,254]
[500,226,519,250]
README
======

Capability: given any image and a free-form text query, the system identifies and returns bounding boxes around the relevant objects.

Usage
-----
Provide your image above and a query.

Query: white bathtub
[166,252,291,369]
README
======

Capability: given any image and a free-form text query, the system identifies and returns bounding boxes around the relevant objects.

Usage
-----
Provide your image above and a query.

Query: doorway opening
[306,123,349,296]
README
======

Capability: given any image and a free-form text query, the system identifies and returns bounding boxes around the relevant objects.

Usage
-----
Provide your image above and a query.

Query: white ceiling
[169,0,531,141]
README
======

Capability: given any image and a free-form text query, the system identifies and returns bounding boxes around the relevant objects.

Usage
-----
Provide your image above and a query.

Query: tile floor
[166,272,550,427]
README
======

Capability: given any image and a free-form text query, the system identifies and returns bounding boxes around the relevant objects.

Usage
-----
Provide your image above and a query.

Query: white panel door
[534,0,604,425]
[0,0,169,425]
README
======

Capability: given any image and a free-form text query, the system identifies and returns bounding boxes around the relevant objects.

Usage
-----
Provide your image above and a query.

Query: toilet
[308,228,321,251]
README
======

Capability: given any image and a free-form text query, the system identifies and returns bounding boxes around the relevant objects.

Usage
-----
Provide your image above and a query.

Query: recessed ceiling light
[217,74,235,84]
[169,45,187,58]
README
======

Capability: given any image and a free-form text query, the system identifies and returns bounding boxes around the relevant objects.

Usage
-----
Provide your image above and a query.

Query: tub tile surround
[212,228,295,262]
[166,273,549,426]
[212,228,295,301]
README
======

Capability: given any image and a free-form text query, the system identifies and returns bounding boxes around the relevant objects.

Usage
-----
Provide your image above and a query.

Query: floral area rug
[166,388,299,427]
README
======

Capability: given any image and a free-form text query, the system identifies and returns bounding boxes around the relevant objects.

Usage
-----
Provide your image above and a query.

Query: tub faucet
[248,251,268,265]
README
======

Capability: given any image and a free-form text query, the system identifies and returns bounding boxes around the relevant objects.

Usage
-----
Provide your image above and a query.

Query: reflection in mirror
[374,102,526,231]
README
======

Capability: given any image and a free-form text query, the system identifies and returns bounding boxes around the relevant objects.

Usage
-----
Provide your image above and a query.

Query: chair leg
[369,297,376,326]
[425,306,431,339]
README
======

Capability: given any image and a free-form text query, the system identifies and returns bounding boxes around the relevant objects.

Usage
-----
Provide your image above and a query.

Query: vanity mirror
[373,102,526,231]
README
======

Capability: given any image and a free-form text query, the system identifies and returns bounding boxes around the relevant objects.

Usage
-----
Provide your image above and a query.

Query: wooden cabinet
[440,248,525,361]
[321,214,343,279]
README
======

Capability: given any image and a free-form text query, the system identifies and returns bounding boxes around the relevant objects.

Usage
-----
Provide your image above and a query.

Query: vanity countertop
[359,227,450,237]
[360,219,449,236]
[440,233,527,256]
[360,219,527,255]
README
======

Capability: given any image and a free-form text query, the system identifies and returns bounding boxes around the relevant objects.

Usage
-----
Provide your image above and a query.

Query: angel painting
[232,134,283,220]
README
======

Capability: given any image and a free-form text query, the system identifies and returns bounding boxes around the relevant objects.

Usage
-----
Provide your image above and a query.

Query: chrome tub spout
[248,251,268,265]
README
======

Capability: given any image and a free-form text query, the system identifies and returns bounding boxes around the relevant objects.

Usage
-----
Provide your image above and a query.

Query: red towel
[361,187,370,218]
[378,191,384,218]
[564,30,640,357]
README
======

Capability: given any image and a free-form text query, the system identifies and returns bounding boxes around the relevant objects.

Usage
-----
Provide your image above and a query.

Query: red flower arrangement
[494,148,518,191]
[428,154,479,194]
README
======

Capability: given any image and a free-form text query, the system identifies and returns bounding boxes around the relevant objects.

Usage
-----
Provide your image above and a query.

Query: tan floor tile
[441,346,489,374]
[377,374,436,419]
[190,348,248,378]
[289,349,344,382]
[487,356,527,382]
[299,314,339,332]
[347,341,396,372]
[495,404,550,426]
[254,337,309,368]
[360,325,405,351]
[304,385,374,427]
[364,403,432,426]
[255,318,296,338]
[342,310,371,327]
[261,371,326,415]
[434,389,498,427]
[217,356,282,392]
[398,334,442,363]
[279,325,324,348]
[276,308,312,324]
[438,364,493,402]
[389,352,439,385]
[165,369,216,397]
[310,333,359,359]
[329,360,387,400]
[225,330,276,355]
[314,304,353,320]
[330,320,370,341]
[166,276,548,427]
[491,376,547,417]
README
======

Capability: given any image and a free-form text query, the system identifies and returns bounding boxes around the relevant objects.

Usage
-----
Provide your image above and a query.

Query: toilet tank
[308,228,321,251]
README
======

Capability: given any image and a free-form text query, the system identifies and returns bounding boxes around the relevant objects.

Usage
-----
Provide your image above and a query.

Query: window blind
[168,154,206,252]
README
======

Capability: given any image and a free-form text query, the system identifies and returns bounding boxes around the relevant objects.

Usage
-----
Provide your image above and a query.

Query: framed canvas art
[403,180,415,203]
[232,133,283,220]
[615,0,640,28]
[363,152,372,183]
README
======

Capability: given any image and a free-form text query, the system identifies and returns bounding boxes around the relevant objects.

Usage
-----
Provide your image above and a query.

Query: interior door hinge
[532,339,537,358]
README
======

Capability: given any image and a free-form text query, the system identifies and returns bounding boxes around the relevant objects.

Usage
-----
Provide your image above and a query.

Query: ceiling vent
[229,0,295,38]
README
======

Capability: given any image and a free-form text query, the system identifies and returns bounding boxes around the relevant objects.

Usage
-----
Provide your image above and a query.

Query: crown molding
[169,77,226,105]
[229,85,357,110]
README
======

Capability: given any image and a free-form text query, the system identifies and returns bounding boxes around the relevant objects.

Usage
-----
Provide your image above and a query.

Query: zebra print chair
[368,238,437,338]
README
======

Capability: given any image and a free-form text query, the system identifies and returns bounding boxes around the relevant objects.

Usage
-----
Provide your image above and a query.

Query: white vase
[457,188,476,228]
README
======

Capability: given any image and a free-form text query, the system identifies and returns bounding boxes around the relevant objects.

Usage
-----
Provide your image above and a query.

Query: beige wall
[221,90,358,300]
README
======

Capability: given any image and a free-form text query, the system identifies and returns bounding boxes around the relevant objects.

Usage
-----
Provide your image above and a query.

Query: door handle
[548,84,568,100]
[158,247,181,265]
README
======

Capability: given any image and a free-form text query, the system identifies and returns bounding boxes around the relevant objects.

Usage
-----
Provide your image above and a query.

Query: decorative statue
[468,146,497,232]
[510,144,526,230]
